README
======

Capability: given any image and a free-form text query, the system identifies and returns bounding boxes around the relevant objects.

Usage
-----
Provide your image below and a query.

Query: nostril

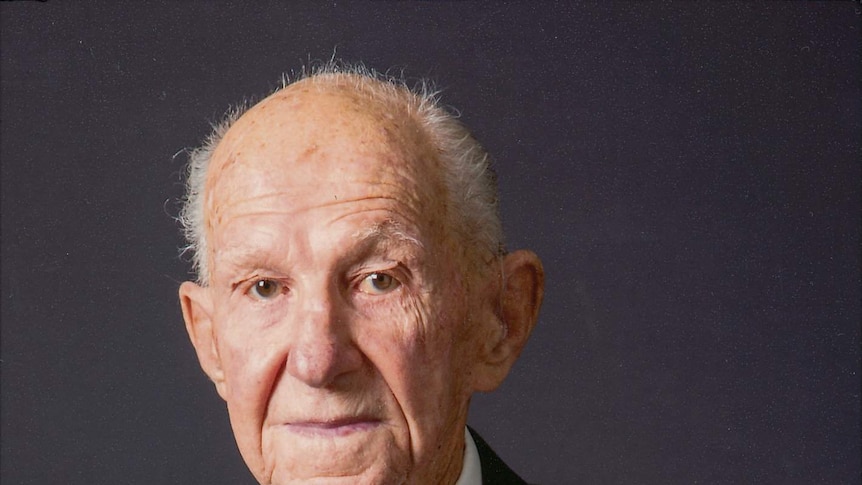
[285,330,363,389]
[288,341,335,387]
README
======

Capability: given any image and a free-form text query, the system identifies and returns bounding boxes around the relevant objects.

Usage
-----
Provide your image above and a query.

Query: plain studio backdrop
[1,2,859,484]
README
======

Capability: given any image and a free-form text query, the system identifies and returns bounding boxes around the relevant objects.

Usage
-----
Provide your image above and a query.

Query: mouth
[283,417,382,437]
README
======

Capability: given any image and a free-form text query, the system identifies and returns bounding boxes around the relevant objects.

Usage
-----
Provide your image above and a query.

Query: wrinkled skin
[180,77,544,484]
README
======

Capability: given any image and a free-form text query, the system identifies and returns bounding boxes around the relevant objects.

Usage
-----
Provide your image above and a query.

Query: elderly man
[178,65,544,484]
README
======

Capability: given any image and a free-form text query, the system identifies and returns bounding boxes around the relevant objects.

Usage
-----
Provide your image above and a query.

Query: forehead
[203,77,447,243]
[214,80,426,168]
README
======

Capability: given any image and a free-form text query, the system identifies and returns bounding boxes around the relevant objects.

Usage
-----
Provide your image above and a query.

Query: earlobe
[179,281,228,400]
[473,249,545,392]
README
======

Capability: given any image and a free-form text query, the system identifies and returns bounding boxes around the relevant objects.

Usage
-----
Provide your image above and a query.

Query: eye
[248,279,283,300]
[357,272,400,295]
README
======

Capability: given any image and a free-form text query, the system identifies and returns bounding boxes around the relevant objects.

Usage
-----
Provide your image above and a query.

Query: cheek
[214,303,297,481]
[216,303,287,416]
[369,286,469,407]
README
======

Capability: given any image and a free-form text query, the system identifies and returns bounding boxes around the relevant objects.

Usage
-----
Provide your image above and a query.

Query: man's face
[181,82,495,484]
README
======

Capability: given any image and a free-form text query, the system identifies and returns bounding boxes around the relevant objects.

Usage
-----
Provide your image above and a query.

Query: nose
[285,291,363,388]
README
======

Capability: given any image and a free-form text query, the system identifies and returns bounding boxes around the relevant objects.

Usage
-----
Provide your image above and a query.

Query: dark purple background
[2,2,859,484]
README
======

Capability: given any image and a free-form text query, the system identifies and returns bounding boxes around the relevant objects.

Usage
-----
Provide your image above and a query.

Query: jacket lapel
[468,427,529,485]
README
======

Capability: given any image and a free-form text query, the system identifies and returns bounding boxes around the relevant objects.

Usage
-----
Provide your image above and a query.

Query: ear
[179,281,228,400]
[472,249,544,392]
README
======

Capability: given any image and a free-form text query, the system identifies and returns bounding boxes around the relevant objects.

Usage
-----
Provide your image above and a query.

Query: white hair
[178,62,503,284]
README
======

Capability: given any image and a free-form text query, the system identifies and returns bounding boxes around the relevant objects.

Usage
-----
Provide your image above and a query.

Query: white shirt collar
[454,427,482,485]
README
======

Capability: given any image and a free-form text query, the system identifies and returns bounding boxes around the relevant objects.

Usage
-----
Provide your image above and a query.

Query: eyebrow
[350,219,425,251]
[215,219,425,278]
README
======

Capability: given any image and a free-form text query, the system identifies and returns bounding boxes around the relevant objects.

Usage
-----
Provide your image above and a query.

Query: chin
[255,425,411,485]
[264,464,406,485]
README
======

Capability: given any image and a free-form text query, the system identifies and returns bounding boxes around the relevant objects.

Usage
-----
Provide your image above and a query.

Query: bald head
[205,75,440,204]
[180,66,503,284]
[203,76,452,279]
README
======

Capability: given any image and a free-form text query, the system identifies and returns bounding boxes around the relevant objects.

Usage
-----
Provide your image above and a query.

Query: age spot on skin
[299,144,320,160]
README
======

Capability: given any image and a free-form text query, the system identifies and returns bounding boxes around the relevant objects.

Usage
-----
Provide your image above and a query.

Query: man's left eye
[357,272,401,295]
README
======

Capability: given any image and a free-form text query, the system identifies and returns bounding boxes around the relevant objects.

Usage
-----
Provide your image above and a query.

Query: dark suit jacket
[468,428,529,485]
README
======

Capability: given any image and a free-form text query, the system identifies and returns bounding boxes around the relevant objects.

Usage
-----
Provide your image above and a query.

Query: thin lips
[282,417,381,437]
[287,416,380,428]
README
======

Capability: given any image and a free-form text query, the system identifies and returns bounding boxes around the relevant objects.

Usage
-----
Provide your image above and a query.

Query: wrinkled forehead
[202,76,448,235]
